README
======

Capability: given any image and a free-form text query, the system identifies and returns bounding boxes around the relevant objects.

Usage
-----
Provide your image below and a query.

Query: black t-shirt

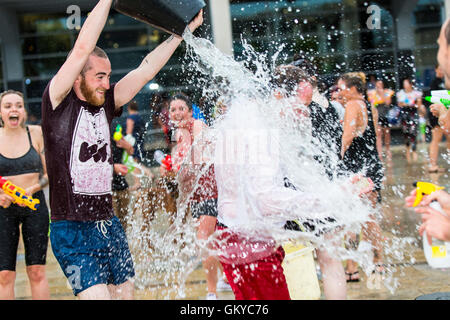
[41,82,121,221]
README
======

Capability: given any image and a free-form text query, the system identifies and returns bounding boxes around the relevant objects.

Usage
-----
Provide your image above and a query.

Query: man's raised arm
[114,10,204,109]
[49,0,113,109]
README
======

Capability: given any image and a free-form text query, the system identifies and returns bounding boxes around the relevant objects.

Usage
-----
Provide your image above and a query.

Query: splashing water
[126,29,420,298]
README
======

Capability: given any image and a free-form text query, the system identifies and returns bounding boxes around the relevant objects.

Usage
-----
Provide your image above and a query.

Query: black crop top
[0,126,43,176]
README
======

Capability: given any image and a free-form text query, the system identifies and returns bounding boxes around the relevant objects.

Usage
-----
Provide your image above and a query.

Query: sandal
[345,271,360,282]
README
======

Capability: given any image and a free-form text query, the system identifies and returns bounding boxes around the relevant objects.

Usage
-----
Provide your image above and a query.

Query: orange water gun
[0,176,40,210]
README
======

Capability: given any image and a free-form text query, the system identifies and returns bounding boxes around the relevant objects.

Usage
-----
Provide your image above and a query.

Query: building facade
[0,0,446,121]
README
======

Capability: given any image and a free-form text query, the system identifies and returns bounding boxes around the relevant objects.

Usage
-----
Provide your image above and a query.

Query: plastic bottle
[422,201,450,268]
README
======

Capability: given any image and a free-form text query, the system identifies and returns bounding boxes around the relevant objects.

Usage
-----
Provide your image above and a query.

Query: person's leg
[108,279,134,300]
[344,232,360,281]
[410,124,418,162]
[376,123,383,160]
[197,215,219,296]
[21,194,50,300]
[0,271,16,299]
[428,127,443,171]
[384,127,392,161]
[363,191,384,266]
[0,207,21,299]
[78,284,111,300]
[26,265,49,299]
[316,248,346,300]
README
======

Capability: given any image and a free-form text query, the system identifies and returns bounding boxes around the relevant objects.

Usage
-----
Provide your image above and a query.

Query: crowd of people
[0,0,449,301]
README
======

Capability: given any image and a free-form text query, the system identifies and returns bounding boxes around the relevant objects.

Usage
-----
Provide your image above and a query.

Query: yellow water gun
[0,176,40,210]
[413,181,445,207]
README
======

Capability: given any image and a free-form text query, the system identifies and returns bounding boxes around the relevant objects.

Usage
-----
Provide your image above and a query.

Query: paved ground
[12,142,450,300]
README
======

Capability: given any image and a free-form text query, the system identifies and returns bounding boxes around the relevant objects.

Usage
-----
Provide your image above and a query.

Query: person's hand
[116,138,134,155]
[160,165,169,177]
[406,189,450,211]
[114,163,128,176]
[415,205,450,243]
[24,185,39,197]
[187,9,203,33]
[420,190,450,212]
[175,118,195,130]
[350,175,374,196]
[430,103,446,117]
[0,193,14,209]
[405,189,417,207]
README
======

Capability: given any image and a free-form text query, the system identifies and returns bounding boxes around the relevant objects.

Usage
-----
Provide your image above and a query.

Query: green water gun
[425,90,450,109]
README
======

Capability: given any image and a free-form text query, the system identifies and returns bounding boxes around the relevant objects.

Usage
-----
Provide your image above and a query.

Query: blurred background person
[396,78,424,163]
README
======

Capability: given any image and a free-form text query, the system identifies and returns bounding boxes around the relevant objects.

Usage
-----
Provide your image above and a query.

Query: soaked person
[40,0,203,300]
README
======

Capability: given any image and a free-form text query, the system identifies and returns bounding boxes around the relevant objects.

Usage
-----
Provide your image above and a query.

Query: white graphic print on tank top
[70,106,112,195]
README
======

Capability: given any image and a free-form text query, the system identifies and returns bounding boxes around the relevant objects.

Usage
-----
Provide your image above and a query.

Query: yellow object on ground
[282,242,321,300]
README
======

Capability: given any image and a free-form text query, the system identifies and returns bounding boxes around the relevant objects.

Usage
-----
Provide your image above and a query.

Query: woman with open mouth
[0,90,50,300]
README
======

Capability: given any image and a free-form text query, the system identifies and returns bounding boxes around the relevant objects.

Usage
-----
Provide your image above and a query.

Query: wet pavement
[12,142,450,300]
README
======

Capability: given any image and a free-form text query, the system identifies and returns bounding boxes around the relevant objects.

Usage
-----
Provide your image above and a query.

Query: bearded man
[41,0,203,300]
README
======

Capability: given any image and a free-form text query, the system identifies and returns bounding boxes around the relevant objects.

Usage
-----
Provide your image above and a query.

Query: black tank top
[339,101,384,189]
[0,126,43,176]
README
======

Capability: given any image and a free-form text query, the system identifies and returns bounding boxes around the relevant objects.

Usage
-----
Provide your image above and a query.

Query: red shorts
[219,237,290,300]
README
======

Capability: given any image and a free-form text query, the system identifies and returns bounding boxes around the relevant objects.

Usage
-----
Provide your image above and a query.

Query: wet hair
[169,92,192,110]
[0,90,25,127]
[402,78,413,89]
[128,100,139,111]
[340,72,367,94]
[273,65,315,97]
[376,79,385,87]
[68,46,109,76]
[0,90,24,106]
[291,54,318,79]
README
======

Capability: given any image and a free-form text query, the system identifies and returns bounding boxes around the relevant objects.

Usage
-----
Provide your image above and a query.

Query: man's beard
[80,77,105,106]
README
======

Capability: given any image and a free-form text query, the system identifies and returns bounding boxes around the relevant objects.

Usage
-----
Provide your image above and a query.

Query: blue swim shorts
[50,216,135,296]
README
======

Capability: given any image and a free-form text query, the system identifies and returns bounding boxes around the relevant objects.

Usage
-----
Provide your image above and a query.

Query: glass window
[414,0,443,25]
[415,27,440,47]
[108,49,148,70]
[19,14,68,33]
[22,34,72,55]
[98,29,151,50]
[25,79,51,99]
[229,0,394,78]
[26,102,43,121]
[23,57,67,77]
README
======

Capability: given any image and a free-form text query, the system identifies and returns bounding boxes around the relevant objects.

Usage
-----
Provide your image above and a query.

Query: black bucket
[113,0,205,36]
